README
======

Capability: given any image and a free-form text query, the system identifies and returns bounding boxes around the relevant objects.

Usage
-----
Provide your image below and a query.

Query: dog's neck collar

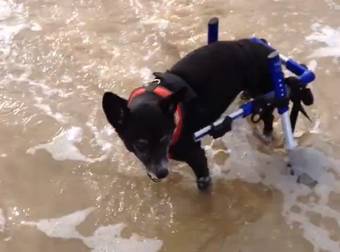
[128,82,183,146]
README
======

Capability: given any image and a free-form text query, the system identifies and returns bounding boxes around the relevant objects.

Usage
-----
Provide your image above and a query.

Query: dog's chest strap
[128,86,183,147]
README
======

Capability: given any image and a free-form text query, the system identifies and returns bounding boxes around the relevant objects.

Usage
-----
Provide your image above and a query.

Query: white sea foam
[33,99,68,124]
[206,119,340,252]
[22,208,163,252]
[0,0,26,57]
[307,59,318,72]
[140,17,169,31]
[27,127,107,163]
[29,80,71,123]
[22,208,94,239]
[0,0,60,130]
[86,108,114,154]
[5,70,70,124]
[139,67,153,82]
[0,208,5,232]
[84,224,163,252]
[0,0,41,57]
[128,66,154,83]
[306,23,340,58]
[324,0,340,10]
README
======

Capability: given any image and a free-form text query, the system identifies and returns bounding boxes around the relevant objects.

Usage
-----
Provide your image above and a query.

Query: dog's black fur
[103,39,275,191]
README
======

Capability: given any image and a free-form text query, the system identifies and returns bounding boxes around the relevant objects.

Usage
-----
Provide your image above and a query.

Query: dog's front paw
[253,128,274,144]
[261,130,274,144]
[197,176,212,191]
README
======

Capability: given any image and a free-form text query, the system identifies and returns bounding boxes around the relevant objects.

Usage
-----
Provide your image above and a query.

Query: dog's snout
[156,168,169,179]
[147,160,169,180]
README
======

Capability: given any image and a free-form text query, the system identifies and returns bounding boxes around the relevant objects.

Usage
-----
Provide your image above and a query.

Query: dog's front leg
[171,141,211,191]
[262,108,274,136]
[260,107,275,143]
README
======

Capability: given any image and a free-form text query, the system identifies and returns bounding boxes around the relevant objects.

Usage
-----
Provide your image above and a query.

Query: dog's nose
[156,168,169,179]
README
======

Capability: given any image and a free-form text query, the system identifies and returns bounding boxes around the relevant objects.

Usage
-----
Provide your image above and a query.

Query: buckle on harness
[144,78,161,92]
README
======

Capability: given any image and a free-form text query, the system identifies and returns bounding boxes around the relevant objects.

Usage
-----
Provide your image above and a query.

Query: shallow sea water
[0,0,340,251]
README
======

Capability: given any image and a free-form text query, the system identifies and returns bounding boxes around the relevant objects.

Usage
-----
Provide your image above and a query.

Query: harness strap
[153,72,197,102]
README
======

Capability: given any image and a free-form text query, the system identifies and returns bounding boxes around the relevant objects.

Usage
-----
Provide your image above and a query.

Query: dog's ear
[102,92,129,130]
[159,87,187,114]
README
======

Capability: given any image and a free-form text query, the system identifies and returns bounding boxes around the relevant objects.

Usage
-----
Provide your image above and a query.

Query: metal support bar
[208,18,219,44]
[268,51,297,149]
[251,37,316,85]
[285,59,315,85]
[268,51,288,114]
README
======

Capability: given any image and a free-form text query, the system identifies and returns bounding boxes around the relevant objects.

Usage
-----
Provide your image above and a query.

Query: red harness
[128,86,183,146]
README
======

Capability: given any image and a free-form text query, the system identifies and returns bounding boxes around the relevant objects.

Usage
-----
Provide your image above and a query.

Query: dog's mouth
[145,161,169,183]
[147,172,161,183]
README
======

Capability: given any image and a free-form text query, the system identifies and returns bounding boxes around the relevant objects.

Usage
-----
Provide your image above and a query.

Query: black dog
[102,39,275,191]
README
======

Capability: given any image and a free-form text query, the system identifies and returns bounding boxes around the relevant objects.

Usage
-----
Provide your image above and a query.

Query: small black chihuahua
[102,39,275,191]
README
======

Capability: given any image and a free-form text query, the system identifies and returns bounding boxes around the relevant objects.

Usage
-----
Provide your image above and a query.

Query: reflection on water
[0,0,340,251]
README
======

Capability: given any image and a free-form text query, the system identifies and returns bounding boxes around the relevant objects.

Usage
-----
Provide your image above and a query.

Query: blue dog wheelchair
[194,18,318,186]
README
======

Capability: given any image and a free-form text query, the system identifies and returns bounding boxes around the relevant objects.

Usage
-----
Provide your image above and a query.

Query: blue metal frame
[194,19,316,142]
[250,37,316,86]
[208,17,219,44]
[268,51,288,114]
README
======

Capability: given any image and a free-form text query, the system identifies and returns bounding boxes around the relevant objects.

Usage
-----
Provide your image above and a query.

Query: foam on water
[24,85,114,163]
[33,100,68,124]
[0,0,65,127]
[306,23,340,58]
[307,59,318,72]
[324,0,340,10]
[0,208,5,232]
[22,208,163,252]
[0,0,27,57]
[0,0,40,57]
[22,208,94,239]
[26,79,71,124]
[27,127,107,163]
[86,108,114,154]
[2,55,69,125]
[206,119,340,252]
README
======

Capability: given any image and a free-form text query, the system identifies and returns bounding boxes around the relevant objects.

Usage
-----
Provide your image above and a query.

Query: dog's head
[102,87,186,181]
